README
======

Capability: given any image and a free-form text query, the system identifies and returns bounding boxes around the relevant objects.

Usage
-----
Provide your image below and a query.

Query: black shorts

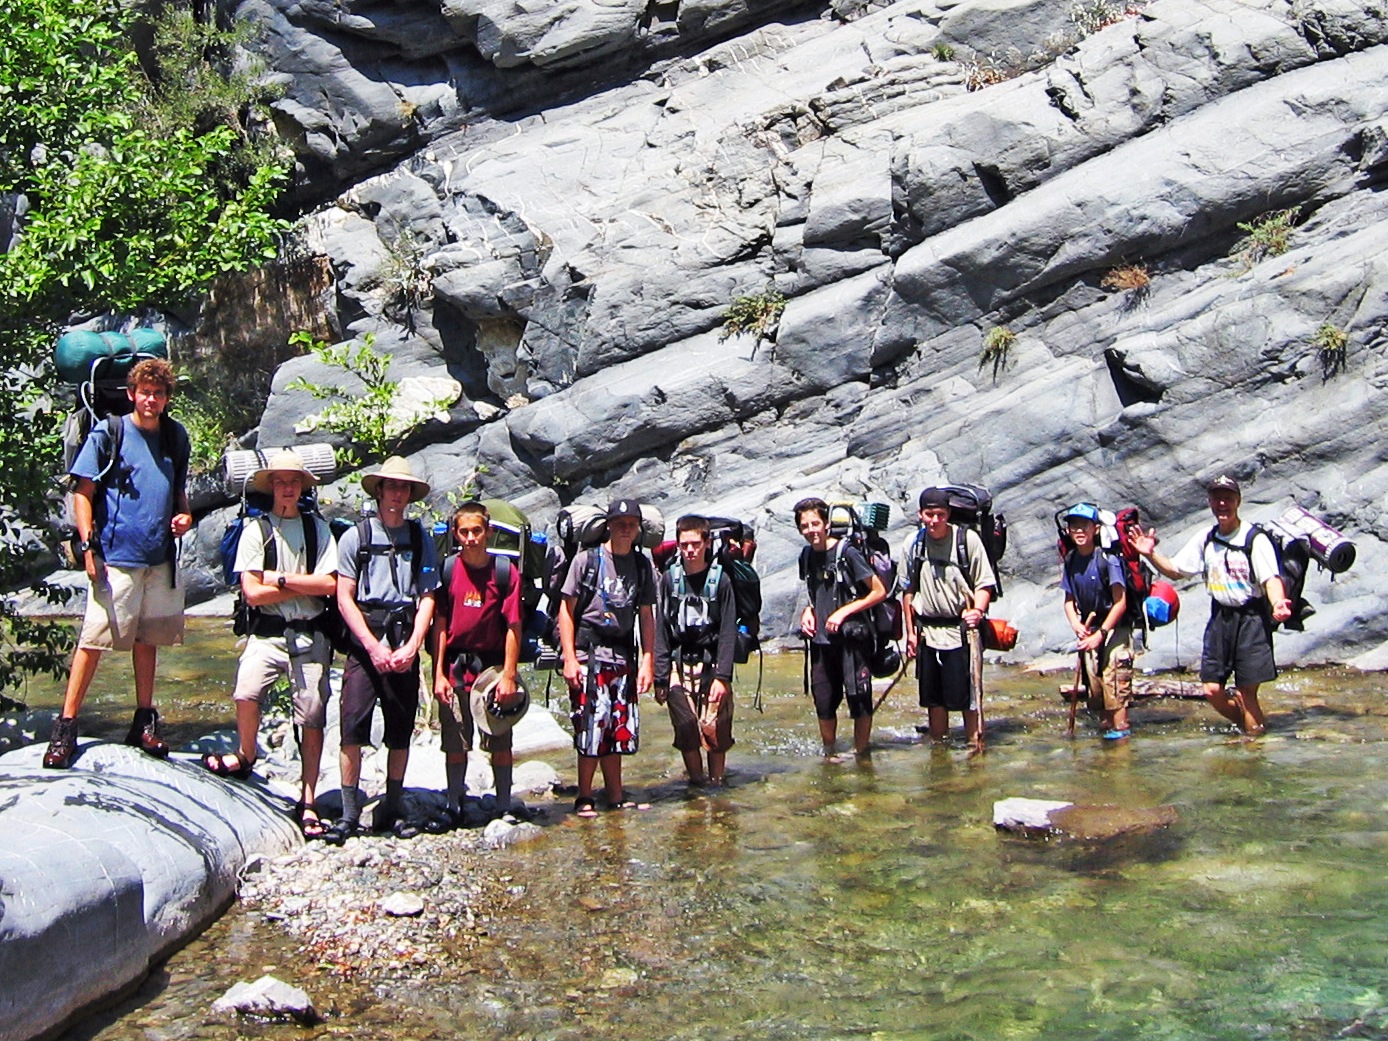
[340,648,420,750]
[1200,602,1276,688]
[916,644,974,712]
[809,639,874,720]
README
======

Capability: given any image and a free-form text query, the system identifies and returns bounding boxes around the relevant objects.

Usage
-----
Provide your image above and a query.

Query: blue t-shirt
[71,416,177,568]
[1061,549,1126,622]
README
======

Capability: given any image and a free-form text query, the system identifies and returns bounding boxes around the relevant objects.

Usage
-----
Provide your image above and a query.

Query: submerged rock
[994,796,1178,838]
[211,975,317,1022]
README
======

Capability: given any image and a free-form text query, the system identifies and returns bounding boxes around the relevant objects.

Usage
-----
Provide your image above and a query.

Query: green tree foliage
[0,0,291,690]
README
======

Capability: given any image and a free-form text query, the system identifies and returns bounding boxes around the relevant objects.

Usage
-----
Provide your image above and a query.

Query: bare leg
[963,709,984,753]
[298,726,325,808]
[853,715,873,756]
[386,747,409,783]
[680,748,708,784]
[340,744,363,788]
[707,750,726,784]
[1204,682,1246,727]
[577,755,600,800]
[131,641,157,710]
[60,646,103,718]
[927,706,949,742]
[818,717,838,756]
[599,753,624,804]
[1233,684,1266,735]
[231,698,260,764]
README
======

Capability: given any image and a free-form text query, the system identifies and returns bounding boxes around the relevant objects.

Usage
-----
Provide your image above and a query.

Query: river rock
[381,892,426,917]
[482,818,545,848]
[211,975,317,1022]
[0,745,299,1041]
[994,796,1179,838]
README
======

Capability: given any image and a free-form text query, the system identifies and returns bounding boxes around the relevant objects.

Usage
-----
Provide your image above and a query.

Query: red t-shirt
[439,554,523,659]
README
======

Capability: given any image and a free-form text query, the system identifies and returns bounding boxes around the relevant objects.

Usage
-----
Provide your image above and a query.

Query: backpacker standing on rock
[900,487,996,754]
[1133,475,1292,735]
[327,457,438,842]
[654,515,738,788]
[44,359,192,769]
[432,501,528,825]
[211,451,339,840]
[796,497,887,760]
[558,498,657,816]
[1059,503,1133,740]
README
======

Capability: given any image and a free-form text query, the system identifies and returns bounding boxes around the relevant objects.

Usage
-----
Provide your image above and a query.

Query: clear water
[42,637,1388,1041]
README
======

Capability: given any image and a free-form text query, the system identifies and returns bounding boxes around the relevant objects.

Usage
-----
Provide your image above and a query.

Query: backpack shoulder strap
[97,414,124,485]
[494,554,513,597]
[409,518,425,590]
[159,414,190,493]
[301,512,319,576]
[259,515,278,571]
[955,524,975,592]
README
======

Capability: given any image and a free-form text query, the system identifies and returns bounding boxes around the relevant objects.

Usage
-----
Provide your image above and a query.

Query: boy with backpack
[654,515,738,787]
[1059,502,1133,740]
[431,501,528,824]
[325,456,439,842]
[795,497,887,759]
[1133,475,1293,735]
[210,451,338,838]
[558,498,657,816]
[44,359,192,769]
[901,487,996,754]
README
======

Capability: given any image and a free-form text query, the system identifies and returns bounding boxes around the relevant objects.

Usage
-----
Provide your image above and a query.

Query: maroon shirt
[438,554,523,659]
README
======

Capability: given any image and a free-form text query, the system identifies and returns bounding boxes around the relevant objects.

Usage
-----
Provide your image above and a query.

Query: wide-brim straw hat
[470,666,531,736]
[251,449,320,495]
[360,455,431,501]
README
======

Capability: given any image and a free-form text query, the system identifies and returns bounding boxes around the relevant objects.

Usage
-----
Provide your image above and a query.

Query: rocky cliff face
[212,0,1388,667]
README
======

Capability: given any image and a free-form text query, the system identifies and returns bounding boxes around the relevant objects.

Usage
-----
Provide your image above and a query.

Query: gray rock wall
[219,0,1388,668]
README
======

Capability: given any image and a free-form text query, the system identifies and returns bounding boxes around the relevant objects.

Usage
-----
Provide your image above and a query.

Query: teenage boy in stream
[654,514,738,787]
[795,497,887,760]
[901,487,996,754]
[1059,502,1133,740]
[559,498,657,816]
[1133,475,1292,735]
[44,358,192,769]
[209,450,338,841]
[325,456,438,843]
[432,501,527,824]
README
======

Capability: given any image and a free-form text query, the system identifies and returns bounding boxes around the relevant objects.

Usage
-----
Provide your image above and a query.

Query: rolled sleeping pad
[1144,580,1180,628]
[1269,506,1356,574]
[54,329,167,386]
[556,502,666,549]
[223,443,338,487]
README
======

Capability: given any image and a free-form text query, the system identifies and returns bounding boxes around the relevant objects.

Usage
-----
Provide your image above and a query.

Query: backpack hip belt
[914,614,964,628]
[576,623,636,655]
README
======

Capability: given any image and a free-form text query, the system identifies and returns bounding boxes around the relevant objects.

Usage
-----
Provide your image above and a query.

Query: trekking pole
[872,654,908,714]
[1066,612,1096,737]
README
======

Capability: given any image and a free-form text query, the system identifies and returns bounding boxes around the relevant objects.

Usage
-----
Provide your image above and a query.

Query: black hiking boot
[43,716,78,769]
[125,707,169,759]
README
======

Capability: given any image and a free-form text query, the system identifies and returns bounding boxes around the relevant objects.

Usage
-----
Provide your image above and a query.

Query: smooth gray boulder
[0,744,298,1041]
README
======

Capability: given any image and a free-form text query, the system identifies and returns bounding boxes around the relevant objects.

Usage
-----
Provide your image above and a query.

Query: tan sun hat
[470,666,531,736]
[360,455,431,501]
[250,449,320,495]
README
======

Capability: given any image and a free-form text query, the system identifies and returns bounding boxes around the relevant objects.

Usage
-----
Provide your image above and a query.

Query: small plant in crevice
[1101,263,1151,293]
[721,288,786,344]
[1070,0,1145,36]
[932,42,956,61]
[1236,207,1300,270]
[1311,323,1349,381]
[980,326,1016,379]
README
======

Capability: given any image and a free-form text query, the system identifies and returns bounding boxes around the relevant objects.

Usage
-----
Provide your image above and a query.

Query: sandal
[203,751,254,779]
[294,802,327,840]
[574,796,599,819]
[320,819,356,846]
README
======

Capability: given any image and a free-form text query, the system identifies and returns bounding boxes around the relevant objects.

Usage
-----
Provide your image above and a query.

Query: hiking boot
[43,716,78,769]
[124,707,169,759]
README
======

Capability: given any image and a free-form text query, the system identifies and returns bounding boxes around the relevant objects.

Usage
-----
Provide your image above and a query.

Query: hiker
[325,457,439,842]
[901,487,996,753]
[654,515,738,787]
[1059,503,1133,740]
[431,501,529,824]
[44,358,192,769]
[795,497,887,759]
[1133,475,1293,735]
[210,451,338,836]
[558,498,657,816]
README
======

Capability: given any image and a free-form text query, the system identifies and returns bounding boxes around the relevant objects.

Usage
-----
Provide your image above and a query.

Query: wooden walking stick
[1063,613,1096,737]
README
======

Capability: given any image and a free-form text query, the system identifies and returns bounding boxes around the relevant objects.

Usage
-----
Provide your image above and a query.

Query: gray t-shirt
[561,546,656,643]
[335,517,439,607]
[902,525,997,651]
[234,512,338,622]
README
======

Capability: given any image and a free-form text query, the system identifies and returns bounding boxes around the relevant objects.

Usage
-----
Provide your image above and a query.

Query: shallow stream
[27,625,1388,1041]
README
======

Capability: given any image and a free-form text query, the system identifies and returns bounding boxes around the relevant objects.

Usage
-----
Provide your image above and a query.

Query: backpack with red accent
[1054,504,1159,630]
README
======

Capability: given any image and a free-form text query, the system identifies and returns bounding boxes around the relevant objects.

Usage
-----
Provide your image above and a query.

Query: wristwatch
[75,537,93,554]
[277,574,287,590]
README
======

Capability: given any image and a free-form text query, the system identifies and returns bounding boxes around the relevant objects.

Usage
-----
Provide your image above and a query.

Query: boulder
[211,975,317,1022]
[993,796,1179,838]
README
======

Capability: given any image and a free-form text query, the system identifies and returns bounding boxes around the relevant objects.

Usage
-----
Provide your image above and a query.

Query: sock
[383,778,404,820]
[340,785,362,825]
[493,764,512,814]
[446,761,467,815]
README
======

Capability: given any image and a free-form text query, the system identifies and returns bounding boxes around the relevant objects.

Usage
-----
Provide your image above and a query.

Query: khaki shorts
[231,629,332,728]
[79,562,185,651]
[1083,626,1134,712]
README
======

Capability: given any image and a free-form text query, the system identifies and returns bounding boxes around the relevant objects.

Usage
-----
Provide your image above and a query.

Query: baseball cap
[607,498,641,521]
[1206,475,1241,495]
[1063,502,1101,523]
[918,487,951,510]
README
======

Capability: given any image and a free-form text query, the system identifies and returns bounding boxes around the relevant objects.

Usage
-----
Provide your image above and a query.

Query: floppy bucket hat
[470,666,531,736]
[251,449,320,495]
[361,455,431,501]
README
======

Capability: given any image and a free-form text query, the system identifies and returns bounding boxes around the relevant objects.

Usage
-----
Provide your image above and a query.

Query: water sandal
[297,807,327,840]
[320,819,356,846]
[574,797,599,818]
[1102,728,1132,740]
[203,751,254,779]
